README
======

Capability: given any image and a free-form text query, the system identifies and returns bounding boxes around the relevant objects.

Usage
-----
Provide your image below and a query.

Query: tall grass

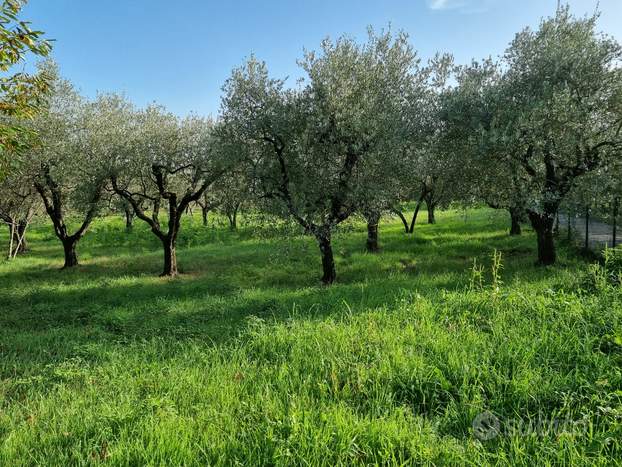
[0,209,619,465]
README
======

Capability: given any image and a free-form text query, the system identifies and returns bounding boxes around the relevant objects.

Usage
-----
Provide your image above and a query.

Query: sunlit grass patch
[0,208,619,465]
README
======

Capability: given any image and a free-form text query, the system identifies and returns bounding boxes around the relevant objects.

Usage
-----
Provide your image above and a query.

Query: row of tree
[1,5,622,283]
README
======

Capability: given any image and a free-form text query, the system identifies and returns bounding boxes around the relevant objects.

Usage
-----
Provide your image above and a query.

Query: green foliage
[219,27,428,282]
[0,3,621,463]
[442,4,622,264]
[577,245,622,293]
[0,0,53,180]
[0,208,620,465]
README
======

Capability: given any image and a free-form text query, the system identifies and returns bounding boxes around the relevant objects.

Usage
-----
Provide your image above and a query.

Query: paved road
[557,213,622,248]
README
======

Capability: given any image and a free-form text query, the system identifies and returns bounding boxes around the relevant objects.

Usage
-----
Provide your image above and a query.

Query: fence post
[614,198,619,248]
[585,205,590,249]
[7,221,14,260]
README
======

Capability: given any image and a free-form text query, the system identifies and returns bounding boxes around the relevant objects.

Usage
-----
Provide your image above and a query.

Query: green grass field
[0,208,620,466]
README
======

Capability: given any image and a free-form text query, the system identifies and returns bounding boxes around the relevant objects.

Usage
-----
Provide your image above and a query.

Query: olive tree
[390,52,457,234]
[0,169,40,256]
[220,28,424,283]
[502,6,622,264]
[196,189,220,226]
[109,105,230,277]
[439,58,530,236]
[444,6,622,264]
[212,170,249,229]
[25,62,111,268]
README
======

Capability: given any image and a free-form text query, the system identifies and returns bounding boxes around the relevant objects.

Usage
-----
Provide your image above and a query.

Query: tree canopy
[0,0,52,180]
[441,5,622,264]
[219,27,427,282]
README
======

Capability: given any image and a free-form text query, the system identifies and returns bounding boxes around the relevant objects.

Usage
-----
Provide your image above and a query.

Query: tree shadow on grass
[1,237,475,357]
[0,212,561,377]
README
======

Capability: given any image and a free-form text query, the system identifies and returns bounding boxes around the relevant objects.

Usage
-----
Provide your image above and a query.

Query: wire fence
[556,209,621,249]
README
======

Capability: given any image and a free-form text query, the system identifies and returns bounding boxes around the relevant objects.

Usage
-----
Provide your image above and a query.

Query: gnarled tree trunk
[160,236,178,277]
[11,220,28,254]
[112,166,217,278]
[153,203,182,277]
[364,211,380,252]
[426,201,436,224]
[529,210,556,265]
[61,237,80,268]
[201,206,209,226]
[34,169,102,270]
[226,203,240,229]
[124,206,135,231]
[392,208,409,233]
[316,226,336,284]
[509,208,522,236]
[409,196,424,233]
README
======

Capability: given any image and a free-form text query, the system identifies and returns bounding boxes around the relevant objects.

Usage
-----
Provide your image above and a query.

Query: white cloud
[428,0,450,9]
[428,0,468,10]
[427,0,506,13]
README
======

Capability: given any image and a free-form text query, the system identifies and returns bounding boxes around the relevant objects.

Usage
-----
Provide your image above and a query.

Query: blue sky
[20,0,622,117]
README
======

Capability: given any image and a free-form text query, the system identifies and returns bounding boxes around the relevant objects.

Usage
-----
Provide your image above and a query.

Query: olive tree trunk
[61,237,80,268]
[316,227,336,284]
[11,220,28,254]
[34,170,102,270]
[409,197,424,233]
[529,210,557,265]
[124,206,135,231]
[427,201,436,224]
[226,203,240,229]
[509,208,522,236]
[364,211,380,252]
[393,209,409,233]
[161,236,178,277]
